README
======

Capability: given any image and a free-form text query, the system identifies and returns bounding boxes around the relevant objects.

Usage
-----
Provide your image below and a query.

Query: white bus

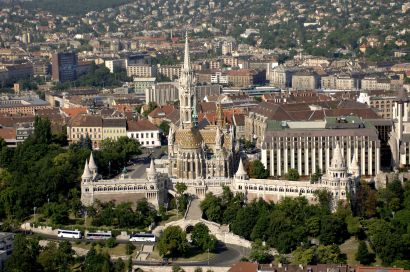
[85,231,112,240]
[57,229,82,239]
[129,233,156,242]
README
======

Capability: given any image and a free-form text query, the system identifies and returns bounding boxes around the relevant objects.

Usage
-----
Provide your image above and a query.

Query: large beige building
[157,65,181,80]
[145,82,179,106]
[127,64,157,78]
[260,117,381,177]
[67,114,103,149]
[292,72,318,90]
[361,77,391,91]
[321,75,356,90]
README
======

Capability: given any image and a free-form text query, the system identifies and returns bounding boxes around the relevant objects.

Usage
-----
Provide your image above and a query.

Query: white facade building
[127,119,161,148]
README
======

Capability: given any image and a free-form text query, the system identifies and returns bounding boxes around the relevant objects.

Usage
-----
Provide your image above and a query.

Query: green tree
[355,240,375,265]
[38,241,74,272]
[32,116,52,145]
[4,234,41,272]
[319,215,348,245]
[285,168,300,181]
[126,242,136,255]
[310,168,322,183]
[106,237,117,248]
[249,160,269,179]
[191,223,217,252]
[314,189,332,214]
[249,240,272,263]
[200,193,223,223]
[159,121,170,136]
[112,258,126,272]
[293,246,315,265]
[83,245,111,272]
[157,226,189,257]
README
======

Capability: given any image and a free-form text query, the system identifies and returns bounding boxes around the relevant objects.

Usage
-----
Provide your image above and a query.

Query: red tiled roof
[148,105,176,118]
[0,127,16,140]
[228,262,258,272]
[61,107,87,117]
[127,119,158,132]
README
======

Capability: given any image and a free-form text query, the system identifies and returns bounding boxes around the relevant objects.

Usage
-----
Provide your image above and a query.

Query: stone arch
[185,225,194,233]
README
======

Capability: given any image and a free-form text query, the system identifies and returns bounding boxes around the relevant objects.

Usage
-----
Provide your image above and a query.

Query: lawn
[149,246,215,262]
[71,241,142,257]
[340,237,360,265]
[340,237,382,266]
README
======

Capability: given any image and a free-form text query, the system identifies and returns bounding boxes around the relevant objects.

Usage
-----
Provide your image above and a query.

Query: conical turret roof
[330,142,346,169]
[349,153,360,173]
[146,159,156,176]
[236,158,247,176]
[82,159,92,179]
[88,152,97,172]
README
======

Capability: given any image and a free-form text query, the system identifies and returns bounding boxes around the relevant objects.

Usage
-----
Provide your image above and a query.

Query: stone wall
[163,218,252,249]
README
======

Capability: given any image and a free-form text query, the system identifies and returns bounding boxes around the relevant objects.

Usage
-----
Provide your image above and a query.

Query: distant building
[261,117,381,177]
[102,118,127,141]
[0,232,14,270]
[226,69,261,88]
[361,77,391,91]
[157,65,181,80]
[126,64,157,78]
[145,82,179,106]
[127,119,161,148]
[105,59,126,73]
[133,77,156,95]
[67,114,103,149]
[5,64,34,81]
[52,52,78,83]
[33,61,51,77]
[292,72,318,90]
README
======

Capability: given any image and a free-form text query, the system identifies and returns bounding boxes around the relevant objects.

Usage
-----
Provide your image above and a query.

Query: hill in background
[19,0,134,15]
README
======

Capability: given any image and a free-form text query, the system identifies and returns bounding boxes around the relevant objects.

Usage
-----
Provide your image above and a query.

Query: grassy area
[149,246,215,262]
[340,237,382,266]
[340,237,360,265]
[71,242,142,257]
[159,210,184,226]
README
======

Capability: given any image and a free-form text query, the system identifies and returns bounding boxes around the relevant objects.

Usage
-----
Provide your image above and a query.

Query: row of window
[86,185,156,192]
[238,185,346,196]
[129,132,158,139]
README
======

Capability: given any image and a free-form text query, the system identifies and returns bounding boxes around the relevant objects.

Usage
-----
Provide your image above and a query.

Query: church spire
[178,31,196,129]
[183,31,190,72]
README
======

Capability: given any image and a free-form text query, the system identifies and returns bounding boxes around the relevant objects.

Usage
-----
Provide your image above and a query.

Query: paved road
[30,233,246,267]
[133,243,247,267]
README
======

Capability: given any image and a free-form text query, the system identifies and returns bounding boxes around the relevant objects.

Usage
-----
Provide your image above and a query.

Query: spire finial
[183,31,190,72]
[147,159,156,176]
[82,159,92,179]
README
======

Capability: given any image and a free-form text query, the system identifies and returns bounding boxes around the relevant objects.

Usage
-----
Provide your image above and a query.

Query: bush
[106,237,117,248]
[126,242,136,255]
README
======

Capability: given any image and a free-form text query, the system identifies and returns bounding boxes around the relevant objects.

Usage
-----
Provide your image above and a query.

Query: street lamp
[33,206,37,223]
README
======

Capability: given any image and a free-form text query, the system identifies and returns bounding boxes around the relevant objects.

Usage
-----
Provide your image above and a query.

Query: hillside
[20,0,134,15]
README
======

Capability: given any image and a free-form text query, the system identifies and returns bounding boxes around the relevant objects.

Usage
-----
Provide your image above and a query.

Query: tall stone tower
[179,32,197,129]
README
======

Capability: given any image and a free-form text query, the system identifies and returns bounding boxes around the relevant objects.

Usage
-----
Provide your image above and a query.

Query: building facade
[81,154,165,209]
[127,64,157,78]
[145,82,179,106]
[127,119,161,148]
[261,117,381,177]
[52,52,78,83]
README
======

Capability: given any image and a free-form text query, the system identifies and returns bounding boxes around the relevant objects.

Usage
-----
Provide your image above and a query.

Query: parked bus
[129,233,156,242]
[57,229,82,239]
[85,231,112,240]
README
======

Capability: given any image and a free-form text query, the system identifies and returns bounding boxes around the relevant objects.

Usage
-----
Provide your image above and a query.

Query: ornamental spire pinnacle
[183,31,190,72]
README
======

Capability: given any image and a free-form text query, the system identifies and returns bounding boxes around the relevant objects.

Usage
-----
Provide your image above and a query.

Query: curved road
[28,234,248,267]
